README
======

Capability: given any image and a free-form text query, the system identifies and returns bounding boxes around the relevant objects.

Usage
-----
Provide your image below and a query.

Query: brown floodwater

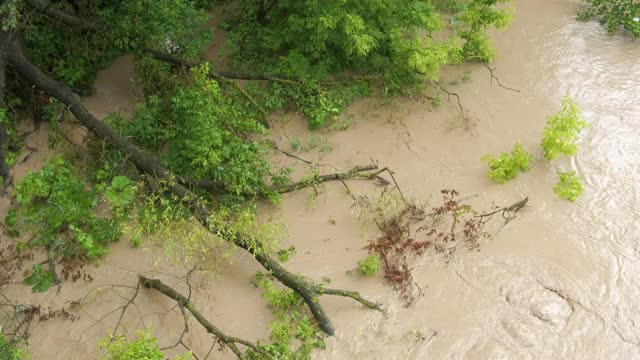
[2,0,640,359]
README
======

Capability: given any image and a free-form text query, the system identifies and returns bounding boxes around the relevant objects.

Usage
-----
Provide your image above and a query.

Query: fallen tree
[1,29,381,336]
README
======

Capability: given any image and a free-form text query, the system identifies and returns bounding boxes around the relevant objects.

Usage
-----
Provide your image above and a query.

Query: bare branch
[481,63,520,93]
[139,275,261,359]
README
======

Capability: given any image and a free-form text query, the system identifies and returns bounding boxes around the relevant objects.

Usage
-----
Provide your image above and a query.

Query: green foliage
[455,0,513,61]
[577,0,640,37]
[250,77,370,129]
[482,143,533,183]
[0,333,25,360]
[0,108,20,171]
[247,273,325,359]
[277,246,297,262]
[23,264,55,293]
[357,254,381,276]
[18,0,210,88]
[100,330,192,360]
[124,64,272,197]
[104,176,137,216]
[553,171,584,201]
[0,0,22,30]
[6,158,121,260]
[222,0,511,126]
[541,97,588,162]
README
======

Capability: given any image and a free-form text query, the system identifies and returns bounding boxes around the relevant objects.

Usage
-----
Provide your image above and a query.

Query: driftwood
[1,30,380,335]
[139,275,260,359]
[275,164,380,193]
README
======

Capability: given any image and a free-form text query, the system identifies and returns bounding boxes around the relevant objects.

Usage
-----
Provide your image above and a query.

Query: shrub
[23,264,56,293]
[247,273,326,359]
[577,0,640,37]
[482,143,533,183]
[357,254,382,276]
[124,64,272,197]
[100,330,192,360]
[541,96,588,161]
[6,158,121,261]
[0,333,25,360]
[553,171,584,201]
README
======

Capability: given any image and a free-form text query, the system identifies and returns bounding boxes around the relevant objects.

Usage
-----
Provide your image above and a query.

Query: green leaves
[105,176,136,209]
[125,64,272,197]
[482,143,533,183]
[8,158,121,261]
[248,273,325,359]
[225,0,511,104]
[481,97,587,201]
[357,254,382,276]
[24,264,55,293]
[541,96,588,161]
[0,333,25,360]
[100,330,191,360]
[578,0,640,37]
[553,171,585,202]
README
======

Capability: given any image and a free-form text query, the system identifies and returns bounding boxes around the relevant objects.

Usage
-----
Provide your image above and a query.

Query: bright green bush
[482,143,533,183]
[247,273,325,359]
[357,254,382,276]
[100,330,192,360]
[223,0,511,127]
[5,158,121,261]
[124,64,272,197]
[577,0,640,37]
[0,333,26,360]
[541,97,588,162]
[553,171,584,201]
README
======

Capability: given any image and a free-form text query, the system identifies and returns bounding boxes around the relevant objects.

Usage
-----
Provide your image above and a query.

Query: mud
[2,0,640,359]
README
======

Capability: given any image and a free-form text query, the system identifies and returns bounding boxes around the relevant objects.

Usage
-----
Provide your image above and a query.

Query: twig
[111,282,141,339]
[273,147,313,165]
[273,164,379,193]
[432,80,464,115]
[482,63,520,93]
[317,288,382,310]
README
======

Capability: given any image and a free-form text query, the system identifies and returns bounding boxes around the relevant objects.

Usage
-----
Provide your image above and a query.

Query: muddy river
[2,0,639,359]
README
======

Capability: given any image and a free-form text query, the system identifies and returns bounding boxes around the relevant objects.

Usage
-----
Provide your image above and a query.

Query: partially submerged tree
[0,0,512,358]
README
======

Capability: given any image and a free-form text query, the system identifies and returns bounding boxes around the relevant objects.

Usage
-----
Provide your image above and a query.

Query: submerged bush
[553,171,584,201]
[577,0,640,37]
[482,143,533,183]
[5,158,121,261]
[541,97,588,162]
[124,64,272,198]
[357,254,382,276]
[247,273,326,359]
[100,330,192,360]
[0,333,25,360]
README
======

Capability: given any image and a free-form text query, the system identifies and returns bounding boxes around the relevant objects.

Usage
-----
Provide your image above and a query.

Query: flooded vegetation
[1,0,640,359]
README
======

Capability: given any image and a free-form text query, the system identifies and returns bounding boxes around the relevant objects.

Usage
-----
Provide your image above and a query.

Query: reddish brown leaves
[366,189,491,304]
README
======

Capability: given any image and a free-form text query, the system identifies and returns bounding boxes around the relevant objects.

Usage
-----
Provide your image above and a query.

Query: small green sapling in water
[357,254,382,276]
[24,264,55,293]
[541,96,587,162]
[553,170,584,201]
[482,143,533,183]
